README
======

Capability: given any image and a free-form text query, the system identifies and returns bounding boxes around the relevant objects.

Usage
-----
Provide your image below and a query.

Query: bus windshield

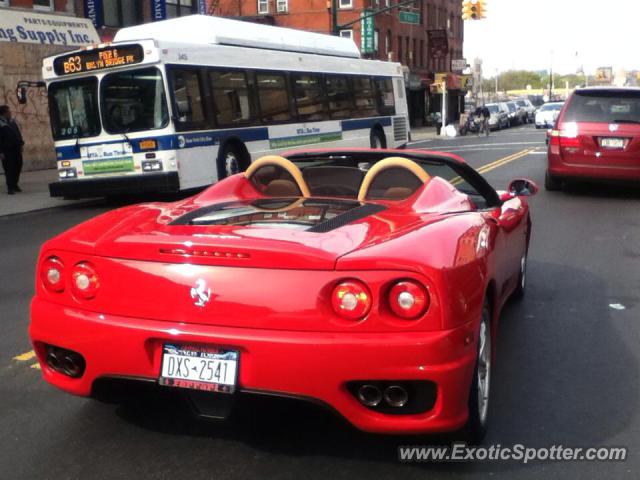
[101,67,169,134]
[49,78,101,140]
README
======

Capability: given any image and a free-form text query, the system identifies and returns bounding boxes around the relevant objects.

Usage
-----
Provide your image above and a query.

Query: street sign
[451,58,467,72]
[360,9,375,54]
[399,11,420,24]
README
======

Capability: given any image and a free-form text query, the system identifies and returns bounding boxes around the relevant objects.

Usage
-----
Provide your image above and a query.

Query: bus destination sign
[53,45,144,75]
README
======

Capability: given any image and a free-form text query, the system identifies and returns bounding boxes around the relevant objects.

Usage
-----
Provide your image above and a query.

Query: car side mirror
[16,86,27,104]
[508,178,539,197]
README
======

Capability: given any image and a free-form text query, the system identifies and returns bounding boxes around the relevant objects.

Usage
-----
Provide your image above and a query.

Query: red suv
[546,87,640,190]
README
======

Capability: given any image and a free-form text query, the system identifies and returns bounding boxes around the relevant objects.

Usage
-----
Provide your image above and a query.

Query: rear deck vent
[159,248,251,259]
[308,203,386,233]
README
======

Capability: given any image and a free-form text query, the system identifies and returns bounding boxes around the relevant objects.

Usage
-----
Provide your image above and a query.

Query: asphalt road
[2,124,639,479]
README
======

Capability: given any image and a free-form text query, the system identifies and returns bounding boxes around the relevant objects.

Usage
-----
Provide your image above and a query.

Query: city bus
[42,15,410,198]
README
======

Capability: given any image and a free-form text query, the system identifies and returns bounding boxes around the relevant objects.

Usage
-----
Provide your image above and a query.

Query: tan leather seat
[245,155,311,197]
[357,157,431,201]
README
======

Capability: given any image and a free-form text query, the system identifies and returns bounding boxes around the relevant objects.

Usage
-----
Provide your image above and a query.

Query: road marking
[30,363,41,370]
[477,148,536,175]
[13,350,35,362]
[410,140,544,150]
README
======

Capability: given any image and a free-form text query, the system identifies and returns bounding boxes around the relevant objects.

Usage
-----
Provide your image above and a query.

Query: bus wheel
[370,128,386,149]
[217,143,246,180]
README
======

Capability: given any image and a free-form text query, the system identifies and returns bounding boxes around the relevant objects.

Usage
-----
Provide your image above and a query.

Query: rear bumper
[49,172,180,198]
[30,297,477,434]
[548,153,640,182]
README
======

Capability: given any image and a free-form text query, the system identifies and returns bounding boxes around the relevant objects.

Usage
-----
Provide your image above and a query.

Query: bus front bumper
[49,172,180,198]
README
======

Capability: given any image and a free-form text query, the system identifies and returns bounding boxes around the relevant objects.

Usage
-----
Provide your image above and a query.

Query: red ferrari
[30,149,536,441]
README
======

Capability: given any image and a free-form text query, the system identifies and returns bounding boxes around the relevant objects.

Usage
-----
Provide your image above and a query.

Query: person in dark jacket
[0,105,25,194]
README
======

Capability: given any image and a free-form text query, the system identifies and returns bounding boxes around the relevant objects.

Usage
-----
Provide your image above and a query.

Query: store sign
[360,9,375,54]
[0,9,99,46]
[53,45,144,75]
[84,0,104,28]
[152,0,167,21]
[427,29,448,59]
[451,58,467,72]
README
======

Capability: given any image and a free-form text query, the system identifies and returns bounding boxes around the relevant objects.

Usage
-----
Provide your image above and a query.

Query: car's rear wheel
[544,170,562,191]
[464,302,492,444]
[512,253,527,299]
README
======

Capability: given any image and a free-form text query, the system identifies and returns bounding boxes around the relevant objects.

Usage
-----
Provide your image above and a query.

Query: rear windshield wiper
[611,119,640,124]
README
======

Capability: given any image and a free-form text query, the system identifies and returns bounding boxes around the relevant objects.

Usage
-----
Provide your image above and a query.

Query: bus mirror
[16,87,28,105]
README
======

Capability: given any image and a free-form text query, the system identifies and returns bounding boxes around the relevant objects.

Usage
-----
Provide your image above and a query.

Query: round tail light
[41,256,64,293]
[331,280,372,320]
[388,280,429,319]
[71,262,100,299]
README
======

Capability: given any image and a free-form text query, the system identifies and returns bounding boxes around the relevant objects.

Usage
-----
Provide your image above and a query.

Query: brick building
[211,0,465,126]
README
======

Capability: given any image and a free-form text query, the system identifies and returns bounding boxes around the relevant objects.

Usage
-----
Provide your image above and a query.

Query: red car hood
[50,201,445,271]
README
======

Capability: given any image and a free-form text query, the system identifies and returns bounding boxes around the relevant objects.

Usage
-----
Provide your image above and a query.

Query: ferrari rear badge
[190,279,212,307]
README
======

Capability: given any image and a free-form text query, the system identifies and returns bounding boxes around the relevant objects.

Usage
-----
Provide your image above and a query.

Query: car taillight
[41,256,64,293]
[71,262,100,299]
[388,280,430,319]
[550,124,582,149]
[331,280,372,320]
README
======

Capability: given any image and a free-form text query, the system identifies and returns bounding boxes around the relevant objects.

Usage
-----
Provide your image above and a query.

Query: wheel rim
[520,255,527,290]
[372,135,382,149]
[477,318,491,425]
[224,152,239,177]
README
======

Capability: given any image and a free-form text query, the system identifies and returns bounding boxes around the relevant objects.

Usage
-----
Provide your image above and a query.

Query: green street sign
[399,11,420,24]
[361,9,375,54]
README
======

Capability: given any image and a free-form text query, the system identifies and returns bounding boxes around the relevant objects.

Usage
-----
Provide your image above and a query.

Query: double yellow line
[476,148,537,175]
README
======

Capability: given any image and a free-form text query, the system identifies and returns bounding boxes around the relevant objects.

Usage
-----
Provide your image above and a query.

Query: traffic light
[462,0,486,20]
[462,0,473,20]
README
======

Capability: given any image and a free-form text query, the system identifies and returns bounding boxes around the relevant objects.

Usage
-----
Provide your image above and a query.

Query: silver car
[515,98,536,123]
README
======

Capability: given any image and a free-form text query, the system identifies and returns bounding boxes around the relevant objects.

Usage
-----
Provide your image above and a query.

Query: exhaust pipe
[46,350,61,370]
[383,385,409,408]
[61,353,82,378]
[44,345,85,378]
[357,384,382,407]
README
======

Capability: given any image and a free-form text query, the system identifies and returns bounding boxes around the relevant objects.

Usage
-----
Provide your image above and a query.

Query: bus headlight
[142,160,163,172]
[59,168,77,179]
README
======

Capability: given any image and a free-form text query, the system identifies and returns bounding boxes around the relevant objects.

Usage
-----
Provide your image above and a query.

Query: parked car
[528,95,545,108]
[486,103,509,130]
[515,98,536,123]
[546,87,640,190]
[506,101,526,126]
[535,102,563,128]
[30,149,537,442]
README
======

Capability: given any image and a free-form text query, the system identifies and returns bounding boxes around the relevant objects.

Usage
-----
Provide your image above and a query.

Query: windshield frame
[48,76,102,141]
[100,66,170,135]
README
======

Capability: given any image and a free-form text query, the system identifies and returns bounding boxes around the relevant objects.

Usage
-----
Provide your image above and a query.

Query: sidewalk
[0,169,89,217]
[410,126,440,142]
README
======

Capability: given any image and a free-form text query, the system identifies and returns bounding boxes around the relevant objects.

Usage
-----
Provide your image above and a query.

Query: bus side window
[209,69,256,127]
[325,75,353,120]
[352,76,377,118]
[170,68,207,130]
[374,78,396,116]
[256,73,292,124]
[292,74,328,122]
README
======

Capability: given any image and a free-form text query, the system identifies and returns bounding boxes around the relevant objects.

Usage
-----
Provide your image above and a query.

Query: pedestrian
[480,105,491,137]
[0,105,25,195]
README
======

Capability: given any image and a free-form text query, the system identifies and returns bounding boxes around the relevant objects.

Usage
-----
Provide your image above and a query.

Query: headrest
[245,155,310,197]
[357,157,431,201]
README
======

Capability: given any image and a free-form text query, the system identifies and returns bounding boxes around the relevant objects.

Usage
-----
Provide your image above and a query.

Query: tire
[512,252,528,299]
[370,128,386,149]
[544,170,562,191]
[217,143,248,181]
[463,302,492,444]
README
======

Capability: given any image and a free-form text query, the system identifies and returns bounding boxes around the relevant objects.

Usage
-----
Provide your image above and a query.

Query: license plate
[600,137,625,149]
[159,344,239,393]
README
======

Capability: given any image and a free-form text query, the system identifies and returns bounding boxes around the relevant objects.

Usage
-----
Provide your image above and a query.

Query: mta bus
[43,15,410,198]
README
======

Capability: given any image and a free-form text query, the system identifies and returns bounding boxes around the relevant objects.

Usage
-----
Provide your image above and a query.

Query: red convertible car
[30,149,536,442]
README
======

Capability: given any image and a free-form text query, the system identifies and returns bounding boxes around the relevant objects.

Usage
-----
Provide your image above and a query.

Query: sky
[463,0,640,76]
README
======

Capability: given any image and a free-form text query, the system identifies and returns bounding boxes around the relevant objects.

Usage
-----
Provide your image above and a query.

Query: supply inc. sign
[0,10,100,46]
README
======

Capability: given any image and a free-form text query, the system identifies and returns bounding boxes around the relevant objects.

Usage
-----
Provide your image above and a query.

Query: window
[256,73,291,123]
[102,68,169,134]
[209,69,256,127]
[325,76,354,120]
[352,76,377,118]
[374,30,379,53]
[339,29,353,40]
[276,0,288,13]
[339,0,353,8]
[292,74,327,122]
[397,35,402,64]
[103,0,143,27]
[49,78,101,140]
[258,0,269,14]
[33,0,53,11]
[0,0,8,6]
[374,78,395,116]
[385,30,391,56]
[166,0,197,18]
[170,69,207,129]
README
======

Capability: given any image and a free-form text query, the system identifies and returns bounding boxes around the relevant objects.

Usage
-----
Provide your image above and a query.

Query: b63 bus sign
[53,44,143,75]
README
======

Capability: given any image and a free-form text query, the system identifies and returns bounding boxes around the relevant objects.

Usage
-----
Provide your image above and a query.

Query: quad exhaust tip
[356,383,410,409]
[357,384,383,407]
[383,385,409,408]
[45,345,85,378]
